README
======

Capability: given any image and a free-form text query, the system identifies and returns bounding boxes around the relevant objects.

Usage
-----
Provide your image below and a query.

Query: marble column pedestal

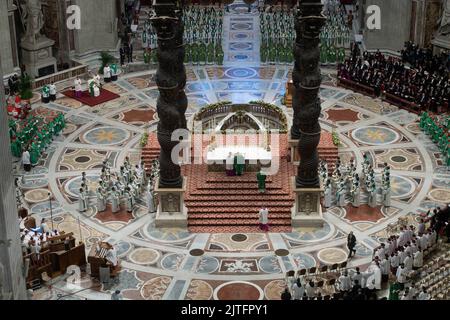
[154,177,188,228]
[291,178,325,228]
[20,37,57,78]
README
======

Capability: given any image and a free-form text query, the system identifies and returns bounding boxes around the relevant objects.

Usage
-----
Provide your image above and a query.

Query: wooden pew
[337,78,376,97]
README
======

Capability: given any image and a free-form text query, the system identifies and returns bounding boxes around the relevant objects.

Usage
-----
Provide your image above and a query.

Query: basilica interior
[0,0,449,302]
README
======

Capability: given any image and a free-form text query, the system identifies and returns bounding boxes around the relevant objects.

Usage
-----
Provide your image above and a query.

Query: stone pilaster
[291,0,326,188]
[151,0,188,189]
[0,53,27,300]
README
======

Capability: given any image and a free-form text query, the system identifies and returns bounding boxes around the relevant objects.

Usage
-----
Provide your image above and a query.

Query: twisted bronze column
[151,1,188,188]
[291,0,326,188]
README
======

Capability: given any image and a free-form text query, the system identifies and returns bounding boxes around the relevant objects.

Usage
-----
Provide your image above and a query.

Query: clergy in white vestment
[338,272,352,291]
[225,152,234,176]
[413,250,423,269]
[258,206,269,232]
[381,183,391,207]
[105,245,118,267]
[74,77,82,97]
[111,188,120,213]
[336,182,346,207]
[397,229,408,247]
[380,256,390,282]
[323,180,332,208]
[403,253,413,271]
[291,278,305,300]
[366,262,382,290]
[96,187,106,212]
[104,65,112,82]
[351,267,363,286]
[396,264,407,288]
[147,184,156,213]
[125,188,134,213]
[419,234,428,250]
[305,281,316,298]
[417,288,431,300]
[368,185,377,207]
[390,252,399,273]
[78,188,88,212]
[350,181,360,207]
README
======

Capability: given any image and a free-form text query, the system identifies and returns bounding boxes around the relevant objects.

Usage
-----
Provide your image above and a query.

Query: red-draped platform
[62,89,120,107]
[142,132,338,233]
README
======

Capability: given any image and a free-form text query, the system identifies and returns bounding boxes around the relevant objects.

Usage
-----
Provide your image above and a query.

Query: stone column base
[288,139,299,164]
[154,177,188,228]
[20,37,57,78]
[291,178,324,228]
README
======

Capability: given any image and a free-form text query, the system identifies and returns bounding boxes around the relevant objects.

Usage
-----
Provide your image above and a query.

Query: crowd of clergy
[181,6,224,65]
[19,218,60,261]
[419,112,450,166]
[78,157,158,215]
[9,112,65,171]
[338,43,449,112]
[282,205,449,301]
[78,157,159,215]
[320,155,391,209]
[260,0,351,65]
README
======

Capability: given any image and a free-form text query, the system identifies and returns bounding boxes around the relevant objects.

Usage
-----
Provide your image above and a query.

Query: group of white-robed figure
[79,158,157,214]
[321,156,391,209]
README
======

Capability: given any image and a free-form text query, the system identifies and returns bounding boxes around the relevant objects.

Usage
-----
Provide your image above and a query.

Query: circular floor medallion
[75,156,91,163]
[129,248,160,265]
[24,188,50,203]
[428,188,450,203]
[82,126,130,146]
[224,67,257,79]
[317,247,348,265]
[231,234,248,242]
[391,155,407,163]
[352,126,400,146]
[214,281,263,300]
[274,249,289,257]
[189,249,205,257]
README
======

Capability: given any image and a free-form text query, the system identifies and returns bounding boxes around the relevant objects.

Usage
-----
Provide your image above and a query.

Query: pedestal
[154,177,188,228]
[291,178,324,228]
[288,139,300,164]
[20,37,57,78]
[431,35,450,55]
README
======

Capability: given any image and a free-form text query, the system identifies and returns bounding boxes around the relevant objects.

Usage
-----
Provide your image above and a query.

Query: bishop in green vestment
[257,170,267,193]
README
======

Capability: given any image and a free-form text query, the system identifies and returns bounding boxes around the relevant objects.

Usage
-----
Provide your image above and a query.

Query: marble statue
[22,0,45,43]
[438,0,450,35]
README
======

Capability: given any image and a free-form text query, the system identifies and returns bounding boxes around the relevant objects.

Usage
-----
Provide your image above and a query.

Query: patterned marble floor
[22,2,450,300]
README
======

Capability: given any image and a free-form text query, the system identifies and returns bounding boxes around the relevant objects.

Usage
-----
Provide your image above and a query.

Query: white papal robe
[111,192,120,213]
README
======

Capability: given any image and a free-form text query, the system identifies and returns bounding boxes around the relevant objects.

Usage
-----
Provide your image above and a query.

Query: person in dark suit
[347,231,357,259]
[128,42,133,63]
[281,287,292,300]
[120,46,126,66]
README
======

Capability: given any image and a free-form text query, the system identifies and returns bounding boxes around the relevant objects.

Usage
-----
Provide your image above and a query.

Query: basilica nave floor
[21,2,449,300]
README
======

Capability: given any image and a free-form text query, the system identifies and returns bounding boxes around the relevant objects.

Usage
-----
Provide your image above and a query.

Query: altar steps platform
[183,162,295,233]
[141,132,339,233]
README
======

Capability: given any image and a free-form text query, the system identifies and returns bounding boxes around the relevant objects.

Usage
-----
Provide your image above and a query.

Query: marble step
[188,225,292,233]
[188,218,291,226]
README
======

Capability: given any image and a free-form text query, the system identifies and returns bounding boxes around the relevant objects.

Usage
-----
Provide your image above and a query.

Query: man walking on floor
[347,231,357,259]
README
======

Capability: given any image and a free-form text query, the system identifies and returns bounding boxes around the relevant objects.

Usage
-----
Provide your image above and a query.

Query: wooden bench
[337,78,376,97]
[382,93,420,114]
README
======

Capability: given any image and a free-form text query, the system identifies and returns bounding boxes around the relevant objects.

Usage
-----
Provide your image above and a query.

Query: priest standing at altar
[226,152,234,176]
[234,152,245,176]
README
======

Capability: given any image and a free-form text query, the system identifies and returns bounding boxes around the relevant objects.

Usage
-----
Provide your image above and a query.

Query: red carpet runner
[62,89,120,107]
